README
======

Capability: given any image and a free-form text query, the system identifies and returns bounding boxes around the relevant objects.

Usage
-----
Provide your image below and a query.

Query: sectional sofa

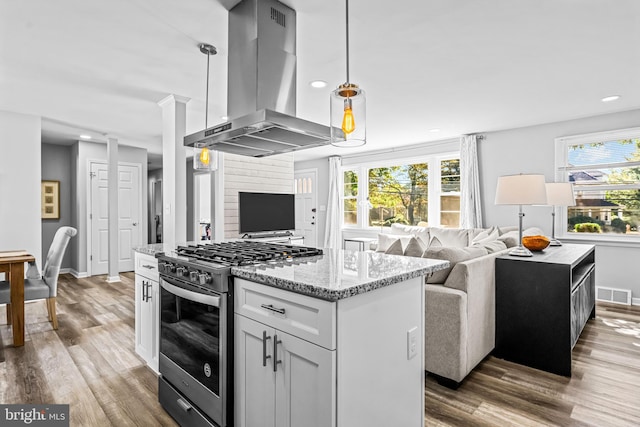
[374,223,543,387]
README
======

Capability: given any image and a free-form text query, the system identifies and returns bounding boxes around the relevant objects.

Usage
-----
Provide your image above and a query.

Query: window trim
[555,126,640,242]
[340,151,460,230]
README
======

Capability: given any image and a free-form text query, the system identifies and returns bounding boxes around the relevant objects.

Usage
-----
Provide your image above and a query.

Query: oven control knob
[199,273,212,285]
[189,271,199,281]
[176,267,186,276]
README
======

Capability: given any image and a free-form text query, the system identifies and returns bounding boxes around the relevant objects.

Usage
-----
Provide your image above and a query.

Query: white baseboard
[632,297,640,306]
[70,269,88,278]
[106,275,122,283]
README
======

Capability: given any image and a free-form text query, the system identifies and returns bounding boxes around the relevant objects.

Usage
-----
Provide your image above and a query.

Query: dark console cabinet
[494,244,595,376]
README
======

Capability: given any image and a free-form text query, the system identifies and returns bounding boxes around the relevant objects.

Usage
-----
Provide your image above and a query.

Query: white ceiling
[2,0,639,168]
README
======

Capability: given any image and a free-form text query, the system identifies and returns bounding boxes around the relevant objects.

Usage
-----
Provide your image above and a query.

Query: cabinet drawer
[135,252,158,281]
[234,278,336,349]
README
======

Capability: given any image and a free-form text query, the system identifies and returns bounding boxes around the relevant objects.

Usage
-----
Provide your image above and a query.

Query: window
[556,127,640,238]
[341,154,460,229]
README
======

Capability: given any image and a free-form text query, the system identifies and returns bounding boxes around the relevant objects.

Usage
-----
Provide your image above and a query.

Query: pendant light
[194,43,219,171]
[330,0,366,147]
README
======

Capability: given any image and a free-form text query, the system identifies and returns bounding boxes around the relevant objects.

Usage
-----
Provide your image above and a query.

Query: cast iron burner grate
[175,241,323,266]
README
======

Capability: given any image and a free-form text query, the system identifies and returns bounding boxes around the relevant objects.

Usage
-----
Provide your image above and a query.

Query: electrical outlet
[407,327,418,360]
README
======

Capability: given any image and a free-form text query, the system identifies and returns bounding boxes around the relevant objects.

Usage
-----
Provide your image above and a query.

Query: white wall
[224,153,294,238]
[297,108,640,302]
[0,110,42,269]
[480,108,640,303]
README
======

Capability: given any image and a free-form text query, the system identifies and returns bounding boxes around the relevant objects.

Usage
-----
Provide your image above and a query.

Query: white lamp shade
[495,174,547,205]
[545,182,576,206]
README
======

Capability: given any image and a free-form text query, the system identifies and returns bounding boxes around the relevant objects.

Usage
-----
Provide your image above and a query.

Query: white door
[274,330,335,427]
[294,169,318,247]
[90,162,142,275]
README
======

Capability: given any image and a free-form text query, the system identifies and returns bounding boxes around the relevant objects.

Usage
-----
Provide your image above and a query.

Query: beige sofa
[376,223,540,387]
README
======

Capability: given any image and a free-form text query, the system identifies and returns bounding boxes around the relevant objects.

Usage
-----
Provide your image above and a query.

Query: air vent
[270,7,286,27]
[596,286,631,305]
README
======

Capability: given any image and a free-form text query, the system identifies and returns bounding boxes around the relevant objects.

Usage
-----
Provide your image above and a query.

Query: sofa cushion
[423,246,488,283]
[430,228,470,248]
[390,223,430,247]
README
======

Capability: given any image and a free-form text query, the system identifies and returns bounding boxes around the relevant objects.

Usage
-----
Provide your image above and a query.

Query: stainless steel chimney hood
[184,0,331,158]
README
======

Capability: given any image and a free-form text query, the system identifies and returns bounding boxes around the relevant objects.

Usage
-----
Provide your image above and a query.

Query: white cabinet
[235,280,336,427]
[235,276,425,427]
[134,252,159,373]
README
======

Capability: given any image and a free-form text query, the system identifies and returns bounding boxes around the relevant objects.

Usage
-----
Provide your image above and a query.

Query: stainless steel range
[156,241,322,427]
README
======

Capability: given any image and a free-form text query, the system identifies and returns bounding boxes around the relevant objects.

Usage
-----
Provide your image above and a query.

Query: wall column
[106,135,120,283]
[158,94,190,248]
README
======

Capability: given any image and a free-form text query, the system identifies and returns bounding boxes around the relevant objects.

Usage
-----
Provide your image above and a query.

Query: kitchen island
[134,243,448,427]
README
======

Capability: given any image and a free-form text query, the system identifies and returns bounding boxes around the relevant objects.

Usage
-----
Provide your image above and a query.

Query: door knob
[132,222,138,226]
[311,208,317,212]
[311,222,315,225]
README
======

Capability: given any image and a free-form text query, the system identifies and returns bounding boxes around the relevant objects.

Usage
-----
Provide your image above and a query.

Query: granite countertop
[135,243,449,301]
[232,249,449,301]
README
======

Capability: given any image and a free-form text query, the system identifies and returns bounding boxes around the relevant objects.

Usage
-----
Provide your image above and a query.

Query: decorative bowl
[522,235,550,251]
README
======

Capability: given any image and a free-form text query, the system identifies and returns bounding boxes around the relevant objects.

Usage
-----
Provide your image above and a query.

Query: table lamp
[545,182,576,246]
[495,174,547,257]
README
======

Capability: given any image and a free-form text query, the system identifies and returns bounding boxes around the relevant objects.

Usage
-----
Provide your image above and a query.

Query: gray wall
[41,143,73,268]
[297,108,640,302]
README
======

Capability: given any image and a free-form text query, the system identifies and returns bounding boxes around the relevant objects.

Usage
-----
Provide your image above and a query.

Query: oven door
[159,275,226,425]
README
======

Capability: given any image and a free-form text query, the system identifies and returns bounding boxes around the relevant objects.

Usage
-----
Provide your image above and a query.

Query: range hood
[184,0,331,158]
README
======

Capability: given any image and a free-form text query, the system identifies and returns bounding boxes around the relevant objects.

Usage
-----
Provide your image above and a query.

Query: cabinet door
[149,279,159,373]
[275,330,336,427]
[134,275,153,362]
[235,315,276,427]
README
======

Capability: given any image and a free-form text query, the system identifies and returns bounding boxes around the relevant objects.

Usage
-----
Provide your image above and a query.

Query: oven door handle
[161,279,220,307]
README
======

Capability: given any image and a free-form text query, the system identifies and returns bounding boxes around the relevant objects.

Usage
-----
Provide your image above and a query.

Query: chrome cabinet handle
[273,334,282,372]
[177,398,192,412]
[142,264,155,269]
[142,280,148,302]
[262,330,271,367]
[260,304,286,316]
[145,282,152,302]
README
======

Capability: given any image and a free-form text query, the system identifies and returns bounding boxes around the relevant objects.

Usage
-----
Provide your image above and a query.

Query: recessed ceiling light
[221,116,229,121]
[80,134,92,139]
[429,128,441,133]
[601,95,621,102]
[310,80,327,88]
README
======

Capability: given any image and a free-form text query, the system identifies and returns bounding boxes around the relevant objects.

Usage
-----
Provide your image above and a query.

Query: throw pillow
[423,246,488,283]
[403,237,426,257]
[497,230,519,248]
[474,239,507,254]
[390,223,430,248]
[428,236,443,248]
[384,238,404,256]
[429,227,470,248]
[376,234,413,252]
[471,226,499,245]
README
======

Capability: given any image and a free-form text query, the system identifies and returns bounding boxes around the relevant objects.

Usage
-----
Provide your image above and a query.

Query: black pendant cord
[205,50,210,129]
[345,0,350,83]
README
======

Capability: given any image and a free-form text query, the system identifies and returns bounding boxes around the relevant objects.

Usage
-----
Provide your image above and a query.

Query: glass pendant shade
[330,83,366,147]
[194,143,218,171]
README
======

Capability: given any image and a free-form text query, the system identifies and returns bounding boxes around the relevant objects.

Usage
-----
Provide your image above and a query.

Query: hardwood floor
[0,272,178,427]
[425,303,640,426]
[1,274,639,426]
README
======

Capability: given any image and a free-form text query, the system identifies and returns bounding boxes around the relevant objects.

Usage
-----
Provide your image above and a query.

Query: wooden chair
[0,226,77,330]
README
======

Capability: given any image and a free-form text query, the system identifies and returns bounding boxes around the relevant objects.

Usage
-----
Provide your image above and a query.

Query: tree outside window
[343,170,358,225]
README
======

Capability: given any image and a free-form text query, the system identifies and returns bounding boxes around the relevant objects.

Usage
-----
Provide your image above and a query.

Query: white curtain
[324,156,342,249]
[460,134,483,228]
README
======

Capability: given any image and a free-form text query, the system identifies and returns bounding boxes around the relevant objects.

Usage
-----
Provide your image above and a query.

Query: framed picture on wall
[41,180,60,219]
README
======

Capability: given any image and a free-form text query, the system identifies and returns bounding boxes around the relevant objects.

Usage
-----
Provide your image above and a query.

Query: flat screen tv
[238,192,295,235]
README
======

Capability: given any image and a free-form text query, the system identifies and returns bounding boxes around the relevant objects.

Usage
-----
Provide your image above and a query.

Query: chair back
[42,226,77,296]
